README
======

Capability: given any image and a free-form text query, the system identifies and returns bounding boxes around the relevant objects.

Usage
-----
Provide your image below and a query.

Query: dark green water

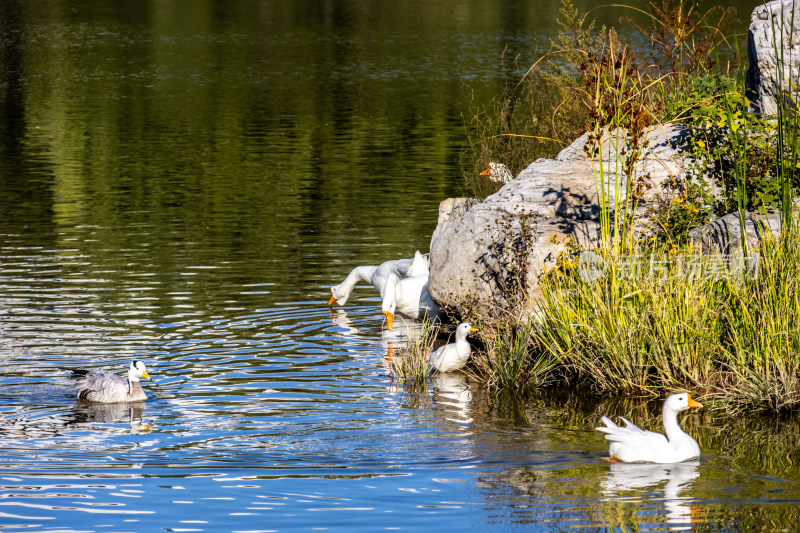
[1,1,798,531]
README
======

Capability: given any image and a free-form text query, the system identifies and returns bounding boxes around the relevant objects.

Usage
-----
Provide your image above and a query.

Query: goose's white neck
[127,367,142,383]
[455,330,470,343]
[662,404,688,443]
[381,274,400,314]
[335,266,378,297]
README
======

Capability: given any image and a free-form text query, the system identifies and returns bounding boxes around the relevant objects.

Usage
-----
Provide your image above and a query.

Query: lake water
[1,1,799,531]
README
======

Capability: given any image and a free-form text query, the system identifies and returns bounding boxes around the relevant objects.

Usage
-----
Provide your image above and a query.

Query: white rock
[746,0,800,115]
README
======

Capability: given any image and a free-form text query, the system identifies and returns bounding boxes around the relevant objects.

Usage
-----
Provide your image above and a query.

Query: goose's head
[381,274,400,330]
[664,392,702,414]
[128,360,151,382]
[329,285,350,306]
[456,322,478,340]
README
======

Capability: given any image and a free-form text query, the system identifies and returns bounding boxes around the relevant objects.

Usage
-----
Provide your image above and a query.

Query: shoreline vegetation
[396,0,800,415]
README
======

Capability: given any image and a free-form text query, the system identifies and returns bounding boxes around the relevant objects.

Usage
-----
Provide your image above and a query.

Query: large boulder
[746,0,800,115]
[688,209,782,255]
[428,125,693,320]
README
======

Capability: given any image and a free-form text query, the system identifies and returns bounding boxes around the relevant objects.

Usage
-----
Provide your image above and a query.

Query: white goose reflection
[602,461,700,530]
[381,315,422,349]
[431,372,473,425]
[382,316,424,368]
[328,308,362,337]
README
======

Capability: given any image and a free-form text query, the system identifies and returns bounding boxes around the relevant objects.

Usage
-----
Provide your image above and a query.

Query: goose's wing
[429,342,471,372]
[417,286,442,320]
[596,416,672,460]
[394,276,428,317]
[428,343,451,368]
[405,251,429,277]
[596,416,665,442]
[429,344,446,363]
[70,369,130,402]
[392,258,414,278]
[374,258,413,287]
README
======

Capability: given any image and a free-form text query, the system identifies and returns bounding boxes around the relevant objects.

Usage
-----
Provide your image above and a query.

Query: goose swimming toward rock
[596,393,702,463]
[68,361,151,403]
[428,322,478,373]
[381,272,442,329]
[329,251,429,306]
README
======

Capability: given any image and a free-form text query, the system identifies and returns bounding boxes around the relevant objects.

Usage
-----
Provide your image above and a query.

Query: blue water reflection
[0,296,605,531]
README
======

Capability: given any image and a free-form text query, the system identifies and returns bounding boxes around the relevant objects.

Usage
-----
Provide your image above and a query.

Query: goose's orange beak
[479,165,491,176]
[687,394,702,408]
[383,310,393,330]
[469,326,478,332]
[328,295,337,306]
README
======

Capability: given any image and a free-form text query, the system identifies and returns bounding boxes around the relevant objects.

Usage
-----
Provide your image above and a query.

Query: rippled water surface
[1,0,799,531]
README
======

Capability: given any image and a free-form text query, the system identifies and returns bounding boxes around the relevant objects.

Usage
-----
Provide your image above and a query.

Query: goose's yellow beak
[469,327,478,332]
[687,394,702,408]
[479,165,491,176]
[383,310,394,330]
[141,370,151,380]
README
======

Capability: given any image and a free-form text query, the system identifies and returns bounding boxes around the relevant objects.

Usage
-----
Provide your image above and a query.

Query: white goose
[480,162,514,184]
[596,393,703,463]
[329,251,428,306]
[68,361,151,403]
[428,322,477,373]
[381,272,442,329]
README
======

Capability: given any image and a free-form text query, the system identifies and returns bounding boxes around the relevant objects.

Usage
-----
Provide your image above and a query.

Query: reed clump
[467,320,559,392]
[387,319,438,385]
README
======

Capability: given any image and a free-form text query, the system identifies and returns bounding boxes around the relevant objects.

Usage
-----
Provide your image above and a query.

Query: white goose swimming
[69,361,151,403]
[381,272,442,329]
[329,251,428,306]
[596,393,703,463]
[428,322,477,373]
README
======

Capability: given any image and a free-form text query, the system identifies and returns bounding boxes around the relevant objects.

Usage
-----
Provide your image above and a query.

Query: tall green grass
[387,318,438,385]
[714,233,800,413]
[468,320,559,392]
[536,218,800,413]
[536,246,722,395]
